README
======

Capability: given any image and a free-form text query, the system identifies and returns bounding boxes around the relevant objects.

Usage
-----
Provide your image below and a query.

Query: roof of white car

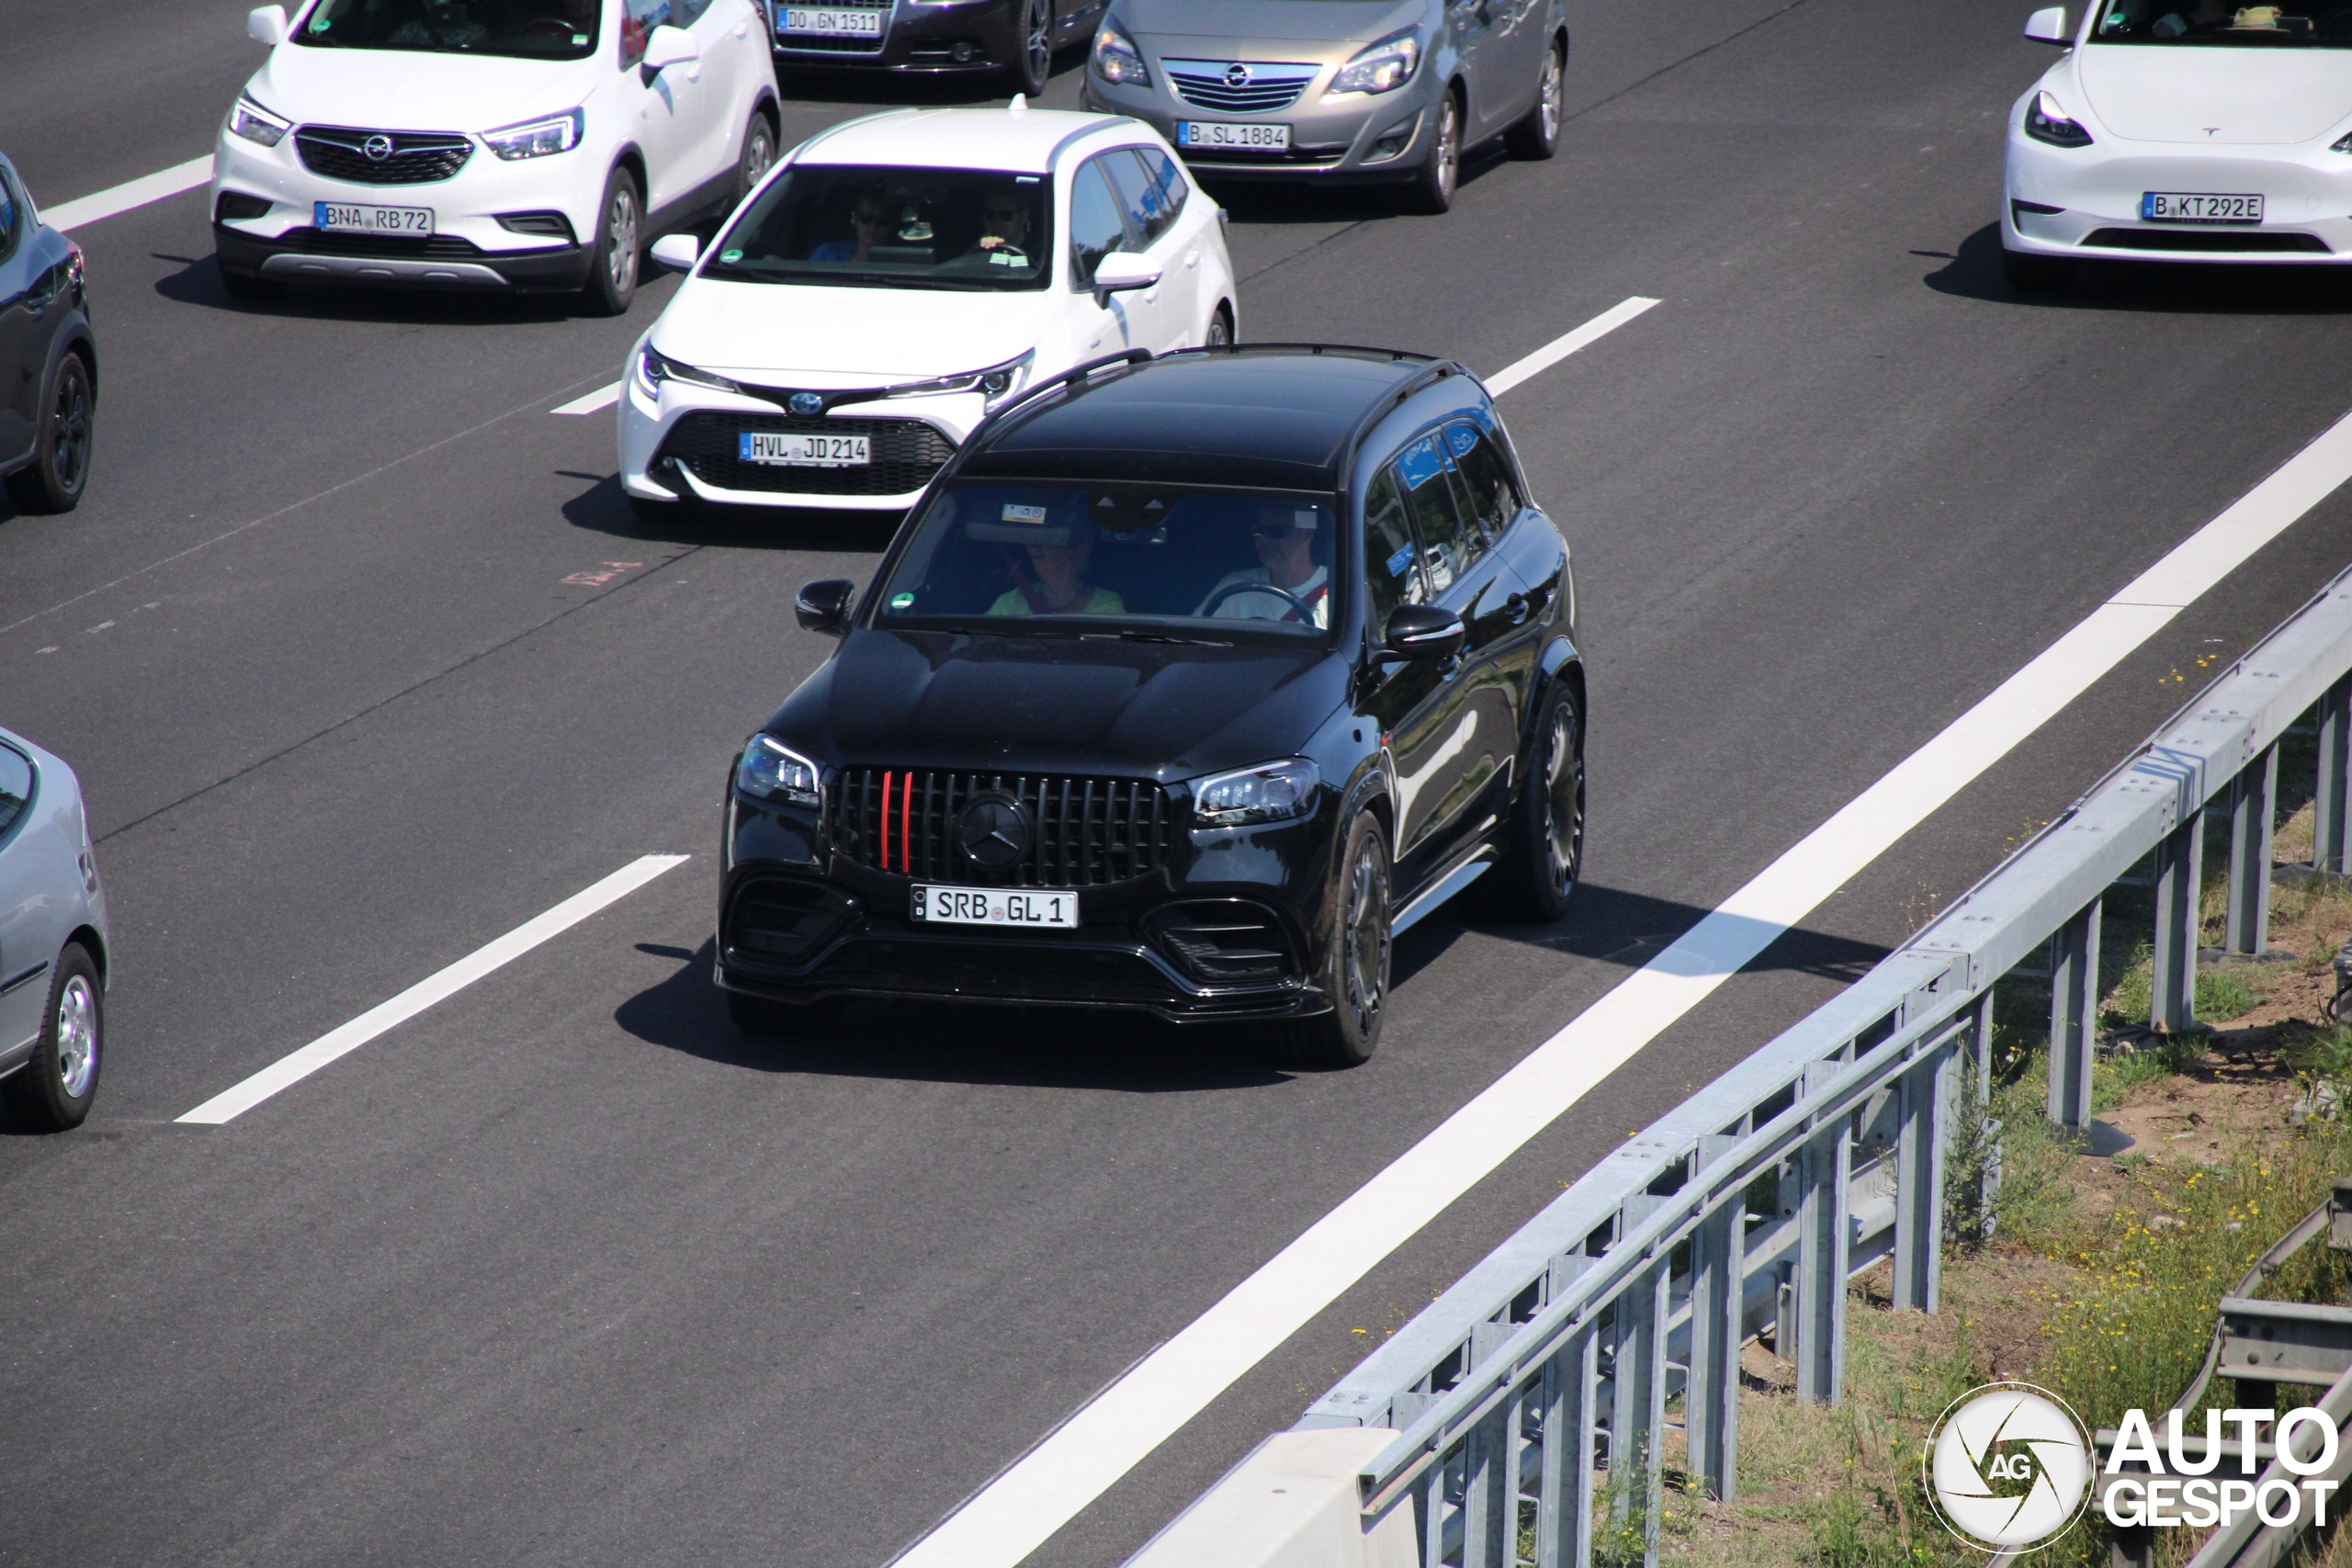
[791,106,1143,174]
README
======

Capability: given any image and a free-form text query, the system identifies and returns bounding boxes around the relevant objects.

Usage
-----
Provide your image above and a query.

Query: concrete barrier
[1120,1428,1415,1568]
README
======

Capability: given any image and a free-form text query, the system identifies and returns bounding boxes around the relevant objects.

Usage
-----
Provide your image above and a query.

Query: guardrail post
[1686,1139,1745,1503]
[2225,745,2278,955]
[1534,1328,1597,1568]
[1790,1077,1852,1404]
[1462,1391,1513,1568]
[2318,674,2352,876]
[2151,811,2205,1034]
[2048,897,2102,1130]
[1607,1262,1669,1554]
[1895,1043,1951,1310]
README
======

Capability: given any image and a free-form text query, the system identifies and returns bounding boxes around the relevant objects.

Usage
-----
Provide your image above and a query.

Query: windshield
[876,482,1341,638]
[706,165,1054,291]
[295,0,600,58]
[2094,0,2352,41]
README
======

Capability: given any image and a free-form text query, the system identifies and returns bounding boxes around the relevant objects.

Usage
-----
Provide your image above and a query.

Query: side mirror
[796,579,857,635]
[641,23,700,73]
[2023,6,2070,42]
[1383,603,1464,662]
[650,232,701,273]
[248,4,289,44]
[1091,250,1161,307]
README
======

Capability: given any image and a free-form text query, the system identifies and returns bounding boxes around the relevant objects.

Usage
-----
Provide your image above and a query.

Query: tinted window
[674,0,715,20]
[620,0,670,65]
[1102,148,1183,249]
[0,744,29,840]
[298,0,602,60]
[1362,467,1425,636]
[1068,160,1128,288]
[0,169,18,265]
[706,165,1050,292]
[1394,434,1479,595]
[1442,419,1522,544]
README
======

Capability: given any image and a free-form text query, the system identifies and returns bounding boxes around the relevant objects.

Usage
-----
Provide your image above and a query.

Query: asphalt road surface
[6,2,2352,1564]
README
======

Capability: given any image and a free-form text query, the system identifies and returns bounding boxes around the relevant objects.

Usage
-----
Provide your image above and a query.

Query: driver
[967,186,1033,265]
[1198,504,1329,627]
[810,188,894,264]
[989,527,1125,616]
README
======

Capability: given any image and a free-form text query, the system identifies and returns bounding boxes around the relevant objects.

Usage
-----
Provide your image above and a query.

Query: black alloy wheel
[582,167,641,317]
[1012,0,1053,96]
[1287,811,1391,1067]
[1505,37,1565,160]
[1481,681,1584,921]
[1409,91,1462,215]
[6,352,94,514]
[737,111,777,207]
[2,944,101,1131]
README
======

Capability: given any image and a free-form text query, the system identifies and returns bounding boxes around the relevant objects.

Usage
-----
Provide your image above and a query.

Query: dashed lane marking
[553,383,622,416]
[1487,296,1663,396]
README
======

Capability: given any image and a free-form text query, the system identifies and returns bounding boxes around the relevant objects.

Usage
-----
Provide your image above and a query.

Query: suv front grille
[1164,61,1319,114]
[829,768,1172,888]
[262,227,487,259]
[657,412,955,498]
[771,0,887,51]
[296,126,473,185]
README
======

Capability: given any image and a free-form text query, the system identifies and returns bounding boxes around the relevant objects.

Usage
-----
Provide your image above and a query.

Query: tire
[4,352,94,515]
[736,110,777,209]
[1408,91,1462,215]
[2002,246,2067,295]
[1480,680,1585,922]
[580,167,643,318]
[1205,302,1234,348]
[218,265,286,302]
[726,988,833,1038]
[2,945,101,1132]
[1283,810,1392,1068]
[1008,0,1052,96]
[1504,37,1565,161]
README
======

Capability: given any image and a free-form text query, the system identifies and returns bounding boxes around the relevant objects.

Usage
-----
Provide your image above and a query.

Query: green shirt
[988,585,1126,616]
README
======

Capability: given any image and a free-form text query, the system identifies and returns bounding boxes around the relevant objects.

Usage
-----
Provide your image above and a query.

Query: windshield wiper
[1102,629,1233,647]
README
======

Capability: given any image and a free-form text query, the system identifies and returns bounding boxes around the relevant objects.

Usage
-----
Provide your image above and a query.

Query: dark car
[717,344,1583,1065]
[769,0,1109,96]
[0,154,96,515]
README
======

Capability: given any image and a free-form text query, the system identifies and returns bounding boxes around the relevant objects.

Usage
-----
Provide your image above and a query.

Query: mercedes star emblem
[362,133,395,162]
[956,794,1029,871]
[788,392,825,417]
[1225,62,1252,88]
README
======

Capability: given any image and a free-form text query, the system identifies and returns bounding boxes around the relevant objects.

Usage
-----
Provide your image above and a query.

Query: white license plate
[783,6,881,35]
[2142,191,2263,225]
[740,431,871,467]
[910,886,1079,929]
[314,201,433,236]
[1177,119,1293,151]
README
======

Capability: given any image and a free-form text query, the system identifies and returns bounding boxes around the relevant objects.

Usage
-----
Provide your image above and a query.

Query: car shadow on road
[1924,222,2352,314]
[774,49,1089,107]
[558,469,903,552]
[151,254,632,325]
[1207,142,1509,230]
[616,936,1295,1090]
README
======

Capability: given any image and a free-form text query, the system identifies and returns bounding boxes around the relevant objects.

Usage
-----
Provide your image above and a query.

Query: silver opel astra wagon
[1078,0,1566,212]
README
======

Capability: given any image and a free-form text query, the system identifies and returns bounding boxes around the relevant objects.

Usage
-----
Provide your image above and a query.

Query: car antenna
[1008,94,1028,116]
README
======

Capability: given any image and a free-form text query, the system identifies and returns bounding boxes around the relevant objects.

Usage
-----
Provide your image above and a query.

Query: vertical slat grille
[826,768,1172,888]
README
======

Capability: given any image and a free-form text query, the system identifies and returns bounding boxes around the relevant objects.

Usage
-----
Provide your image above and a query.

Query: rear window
[0,744,31,840]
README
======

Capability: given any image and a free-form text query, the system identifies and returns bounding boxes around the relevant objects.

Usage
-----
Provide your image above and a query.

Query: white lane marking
[554,382,622,416]
[1486,296,1663,396]
[887,409,2352,1568]
[42,156,216,233]
[176,854,689,1125]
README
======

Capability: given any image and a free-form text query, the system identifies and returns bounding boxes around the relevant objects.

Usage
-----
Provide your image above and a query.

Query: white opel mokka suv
[210,0,779,314]
[618,103,1239,518]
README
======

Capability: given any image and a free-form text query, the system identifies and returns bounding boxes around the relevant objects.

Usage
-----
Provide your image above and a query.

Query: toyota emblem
[1225,62,1251,88]
[956,794,1029,871]
[788,392,825,417]
[362,133,395,162]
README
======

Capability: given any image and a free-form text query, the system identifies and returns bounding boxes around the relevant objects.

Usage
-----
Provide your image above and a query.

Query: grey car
[0,726,108,1132]
[1078,0,1564,212]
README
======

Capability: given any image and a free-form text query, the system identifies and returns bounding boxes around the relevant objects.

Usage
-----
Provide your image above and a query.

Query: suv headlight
[1331,29,1419,95]
[229,93,291,147]
[636,344,742,398]
[1194,759,1319,827]
[738,734,821,806]
[484,107,584,160]
[888,349,1035,407]
[1091,17,1150,85]
[2024,90,2092,148]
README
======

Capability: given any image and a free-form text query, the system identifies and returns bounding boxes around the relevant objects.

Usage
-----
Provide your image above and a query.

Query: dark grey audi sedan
[717,345,1583,1066]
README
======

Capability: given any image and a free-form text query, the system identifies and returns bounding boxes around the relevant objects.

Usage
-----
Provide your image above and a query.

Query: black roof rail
[1167,341,1438,365]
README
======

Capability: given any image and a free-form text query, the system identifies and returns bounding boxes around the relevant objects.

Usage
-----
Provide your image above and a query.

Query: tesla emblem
[957,794,1029,871]
[788,392,825,416]
[362,134,395,161]
[1225,62,1252,87]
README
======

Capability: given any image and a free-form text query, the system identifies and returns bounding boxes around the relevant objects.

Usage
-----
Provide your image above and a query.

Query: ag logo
[1923,1383,2094,1551]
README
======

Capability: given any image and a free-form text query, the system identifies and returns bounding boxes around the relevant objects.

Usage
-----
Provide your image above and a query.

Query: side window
[1102,149,1184,250]
[1395,434,1480,596]
[0,744,30,841]
[1362,467,1426,635]
[1442,419,1523,545]
[1068,160,1129,288]
[0,169,20,266]
[620,0,673,66]
[673,0,714,20]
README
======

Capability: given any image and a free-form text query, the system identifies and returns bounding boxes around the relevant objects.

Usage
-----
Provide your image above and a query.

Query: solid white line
[175,854,689,1125]
[42,156,215,233]
[1486,296,1664,396]
[888,405,2352,1568]
[553,382,622,416]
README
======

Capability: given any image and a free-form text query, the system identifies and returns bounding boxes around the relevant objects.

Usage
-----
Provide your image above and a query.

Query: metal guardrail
[1279,560,2352,1568]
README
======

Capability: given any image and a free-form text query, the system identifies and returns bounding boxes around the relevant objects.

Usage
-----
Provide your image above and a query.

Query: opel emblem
[362,133,395,162]
[1225,62,1251,88]
[788,391,825,417]
[956,793,1029,871]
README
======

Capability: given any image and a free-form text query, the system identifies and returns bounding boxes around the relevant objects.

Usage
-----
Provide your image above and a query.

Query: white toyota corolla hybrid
[2003,0,2352,288]
[211,0,779,314]
[618,103,1238,518]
